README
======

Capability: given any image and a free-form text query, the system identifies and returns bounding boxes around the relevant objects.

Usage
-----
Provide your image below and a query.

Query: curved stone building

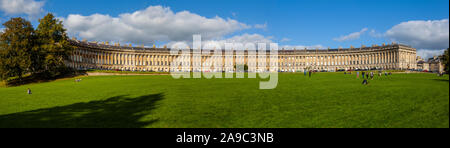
[68,39,417,72]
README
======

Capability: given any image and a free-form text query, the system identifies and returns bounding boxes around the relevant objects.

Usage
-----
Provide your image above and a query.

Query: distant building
[428,56,444,73]
[417,56,444,73]
[68,38,417,72]
[416,56,429,71]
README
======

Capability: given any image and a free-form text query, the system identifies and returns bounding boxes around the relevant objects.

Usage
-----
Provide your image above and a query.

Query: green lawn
[0,72,448,128]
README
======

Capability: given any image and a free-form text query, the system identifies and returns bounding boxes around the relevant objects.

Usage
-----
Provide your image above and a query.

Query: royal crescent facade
[68,39,417,72]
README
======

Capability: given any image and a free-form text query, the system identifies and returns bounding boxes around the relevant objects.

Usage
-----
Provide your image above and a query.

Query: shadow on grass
[432,79,449,83]
[5,70,88,87]
[0,93,164,128]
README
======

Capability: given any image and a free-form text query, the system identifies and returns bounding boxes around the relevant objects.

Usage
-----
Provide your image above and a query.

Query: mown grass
[0,72,448,128]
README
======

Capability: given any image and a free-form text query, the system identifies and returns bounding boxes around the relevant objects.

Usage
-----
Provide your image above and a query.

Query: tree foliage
[443,48,449,73]
[0,18,35,81]
[0,13,74,82]
[35,13,73,78]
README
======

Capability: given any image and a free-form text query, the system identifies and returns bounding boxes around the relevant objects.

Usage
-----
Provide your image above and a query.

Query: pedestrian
[370,72,374,80]
[27,88,32,95]
[362,79,369,85]
[362,72,366,79]
[357,71,360,78]
[304,70,307,76]
[309,70,312,78]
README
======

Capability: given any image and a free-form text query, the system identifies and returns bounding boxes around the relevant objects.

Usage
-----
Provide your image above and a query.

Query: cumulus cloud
[167,33,326,50]
[280,38,291,42]
[254,22,267,30]
[281,45,324,50]
[231,12,237,17]
[369,29,384,38]
[385,19,449,49]
[0,0,44,17]
[168,33,275,49]
[333,28,368,42]
[221,33,273,44]
[63,6,251,45]
[417,49,446,59]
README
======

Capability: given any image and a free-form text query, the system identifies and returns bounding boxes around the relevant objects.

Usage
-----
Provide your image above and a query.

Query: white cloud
[63,6,251,45]
[417,49,446,59]
[231,12,237,17]
[254,22,267,30]
[280,38,291,42]
[222,33,273,44]
[0,0,44,17]
[333,28,368,42]
[386,19,449,49]
[167,34,325,50]
[281,45,324,50]
[168,33,274,49]
[369,29,384,38]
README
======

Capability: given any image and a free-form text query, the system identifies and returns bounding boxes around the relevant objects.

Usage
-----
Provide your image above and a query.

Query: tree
[0,17,35,81]
[443,48,449,73]
[35,13,73,78]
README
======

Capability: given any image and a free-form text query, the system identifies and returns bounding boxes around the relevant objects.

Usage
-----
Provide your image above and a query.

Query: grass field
[0,72,448,128]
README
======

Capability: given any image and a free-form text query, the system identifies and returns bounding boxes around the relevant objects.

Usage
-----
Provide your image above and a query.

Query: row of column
[278,51,399,71]
[69,48,416,72]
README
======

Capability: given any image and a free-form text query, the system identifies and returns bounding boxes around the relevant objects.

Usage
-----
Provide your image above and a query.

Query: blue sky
[1,0,449,58]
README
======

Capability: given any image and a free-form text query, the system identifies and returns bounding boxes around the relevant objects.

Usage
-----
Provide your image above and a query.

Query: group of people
[75,78,82,82]
[358,71,392,85]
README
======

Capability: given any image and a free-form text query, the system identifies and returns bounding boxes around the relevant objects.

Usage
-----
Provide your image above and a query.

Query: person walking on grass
[362,71,366,79]
[27,88,32,95]
[370,71,374,80]
[309,70,312,78]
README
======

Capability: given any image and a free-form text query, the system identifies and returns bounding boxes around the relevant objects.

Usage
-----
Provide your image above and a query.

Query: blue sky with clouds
[0,0,449,58]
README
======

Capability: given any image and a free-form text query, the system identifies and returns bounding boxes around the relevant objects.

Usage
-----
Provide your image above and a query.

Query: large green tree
[0,18,35,81]
[35,13,73,78]
[443,48,449,73]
